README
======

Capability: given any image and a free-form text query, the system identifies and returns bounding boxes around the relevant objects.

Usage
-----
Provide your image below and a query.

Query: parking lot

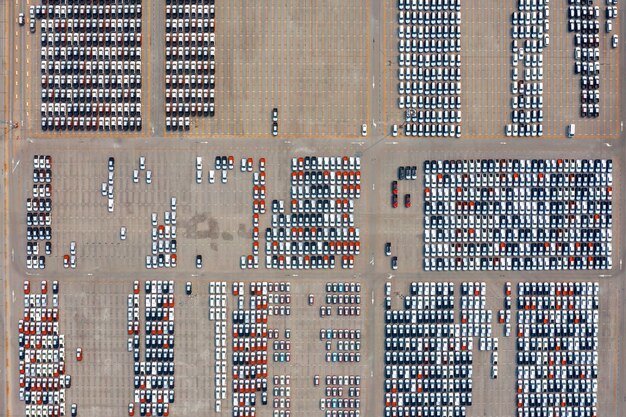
[12,272,622,417]
[11,140,371,277]
[423,158,614,271]
[165,0,369,138]
[382,0,622,139]
[2,1,626,417]
[3,136,624,417]
[17,1,154,137]
[516,282,599,417]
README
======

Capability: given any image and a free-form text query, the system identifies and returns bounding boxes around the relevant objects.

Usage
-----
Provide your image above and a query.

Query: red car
[405,194,411,208]
[133,281,140,294]
[23,280,30,294]
[76,348,83,361]
[391,181,398,195]
[41,280,48,294]
[259,158,266,172]
[391,194,398,208]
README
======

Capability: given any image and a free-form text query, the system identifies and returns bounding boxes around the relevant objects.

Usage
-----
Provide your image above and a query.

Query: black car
[385,242,391,256]
[398,166,405,180]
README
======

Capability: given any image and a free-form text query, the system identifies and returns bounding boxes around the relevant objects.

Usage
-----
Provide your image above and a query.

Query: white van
[568,124,576,137]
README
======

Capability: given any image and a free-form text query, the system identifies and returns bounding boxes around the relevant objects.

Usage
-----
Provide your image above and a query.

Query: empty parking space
[170,0,369,138]
[12,142,370,277]
[15,148,254,275]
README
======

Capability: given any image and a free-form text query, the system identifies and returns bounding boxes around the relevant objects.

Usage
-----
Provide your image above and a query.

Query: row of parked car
[241,157,267,268]
[516,282,599,417]
[128,280,175,417]
[207,281,227,412]
[271,373,293,417]
[384,282,477,417]
[497,282,514,337]
[36,3,143,132]
[425,255,611,271]
[27,156,53,270]
[209,282,227,410]
[507,0,549,137]
[19,280,77,417]
[396,0,461,137]
[232,282,275,417]
[569,5,605,119]
[99,157,117,215]
[165,2,216,130]
[423,158,613,175]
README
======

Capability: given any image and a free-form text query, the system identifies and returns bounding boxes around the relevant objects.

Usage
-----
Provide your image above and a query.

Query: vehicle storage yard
[164,0,370,138]
[383,0,622,139]
[1,1,626,417]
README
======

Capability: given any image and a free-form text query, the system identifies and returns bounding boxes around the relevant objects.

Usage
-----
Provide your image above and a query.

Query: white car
[361,124,367,136]
[612,35,619,48]
[221,170,227,184]
[120,227,126,240]
[208,170,215,184]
